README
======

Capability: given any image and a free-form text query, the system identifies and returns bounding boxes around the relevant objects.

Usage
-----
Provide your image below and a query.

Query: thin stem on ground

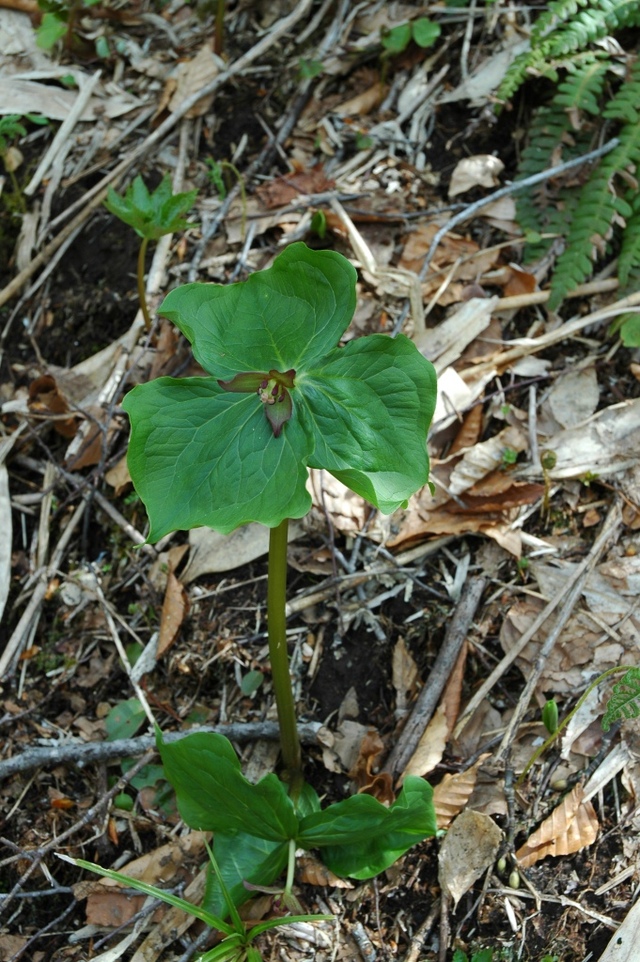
[267,518,302,797]
[137,236,152,330]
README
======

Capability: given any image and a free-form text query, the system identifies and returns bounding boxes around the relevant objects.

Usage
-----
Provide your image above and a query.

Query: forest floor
[1,2,640,961]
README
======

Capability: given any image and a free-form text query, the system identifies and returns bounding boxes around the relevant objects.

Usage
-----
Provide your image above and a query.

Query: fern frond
[547,123,640,307]
[497,0,640,103]
[516,103,595,263]
[618,189,640,286]
[602,667,640,731]
[604,57,640,123]
[554,54,609,115]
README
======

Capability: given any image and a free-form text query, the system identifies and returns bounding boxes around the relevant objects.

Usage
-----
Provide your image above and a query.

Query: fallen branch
[384,577,486,779]
[0,721,325,781]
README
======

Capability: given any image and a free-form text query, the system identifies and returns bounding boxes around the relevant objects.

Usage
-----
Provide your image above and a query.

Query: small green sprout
[381,17,441,55]
[104,174,198,329]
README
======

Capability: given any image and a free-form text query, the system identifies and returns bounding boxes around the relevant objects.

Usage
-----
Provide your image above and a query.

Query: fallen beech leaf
[158,571,189,657]
[516,785,599,868]
[448,155,505,197]
[438,809,503,908]
[502,264,537,297]
[168,44,219,117]
[403,702,449,780]
[545,364,600,429]
[105,454,131,496]
[432,754,491,828]
[449,404,484,456]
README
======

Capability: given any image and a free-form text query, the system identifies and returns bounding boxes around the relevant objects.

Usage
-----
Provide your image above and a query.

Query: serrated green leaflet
[123,243,437,540]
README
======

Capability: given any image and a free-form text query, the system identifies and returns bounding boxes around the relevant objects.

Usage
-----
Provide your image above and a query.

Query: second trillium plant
[118,243,438,919]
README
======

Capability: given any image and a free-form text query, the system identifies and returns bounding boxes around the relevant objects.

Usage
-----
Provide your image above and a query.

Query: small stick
[384,577,486,778]
[419,138,620,280]
[494,501,621,767]
[454,502,622,741]
[402,898,441,962]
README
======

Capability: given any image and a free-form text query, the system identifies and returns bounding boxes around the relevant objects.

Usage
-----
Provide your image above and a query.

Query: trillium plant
[69,244,438,949]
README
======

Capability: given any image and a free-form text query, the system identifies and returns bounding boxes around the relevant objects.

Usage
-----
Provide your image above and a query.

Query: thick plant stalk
[267,518,302,795]
[137,236,152,330]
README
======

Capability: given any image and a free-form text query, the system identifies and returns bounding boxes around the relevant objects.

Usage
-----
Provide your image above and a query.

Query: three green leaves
[123,243,437,540]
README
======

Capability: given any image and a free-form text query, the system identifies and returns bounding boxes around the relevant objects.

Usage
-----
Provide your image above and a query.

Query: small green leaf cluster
[36,0,102,50]
[452,949,493,962]
[380,17,441,55]
[105,174,198,240]
[0,113,48,158]
[157,729,437,917]
[122,243,437,540]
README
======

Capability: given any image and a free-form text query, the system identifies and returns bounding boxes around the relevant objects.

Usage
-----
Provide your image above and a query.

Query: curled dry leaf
[158,571,189,657]
[448,154,505,197]
[297,853,353,889]
[438,809,503,908]
[515,784,599,868]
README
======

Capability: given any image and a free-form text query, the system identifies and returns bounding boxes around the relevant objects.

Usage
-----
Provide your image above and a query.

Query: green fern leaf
[604,58,640,124]
[516,103,595,263]
[498,0,640,104]
[618,190,640,287]
[554,55,609,115]
[602,668,640,731]
[547,121,640,308]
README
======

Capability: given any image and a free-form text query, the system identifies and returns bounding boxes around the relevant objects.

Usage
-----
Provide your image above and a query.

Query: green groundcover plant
[66,243,438,950]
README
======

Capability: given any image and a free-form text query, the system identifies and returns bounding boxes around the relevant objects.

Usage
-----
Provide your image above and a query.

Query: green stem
[214,0,225,56]
[267,518,302,796]
[517,665,632,785]
[137,236,153,331]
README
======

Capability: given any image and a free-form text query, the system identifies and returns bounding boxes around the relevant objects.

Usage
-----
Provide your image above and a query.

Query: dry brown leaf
[432,754,491,828]
[28,374,77,438]
[297,853,353,888]
[256,164,334,209]
[158,571,189,657]
[448,155,504,197]
[515,784,599,868]
[334,81,385,117]
[502,264,537,297]
[403,702,449,780]
[438,809,503,908]
[167,44,219,117]
[392,636,419,713]
[449,405,484,456]
[105,454,131,496]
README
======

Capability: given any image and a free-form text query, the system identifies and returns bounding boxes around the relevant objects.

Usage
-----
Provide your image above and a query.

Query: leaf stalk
[267,518,302,796]
[137,236,152,330]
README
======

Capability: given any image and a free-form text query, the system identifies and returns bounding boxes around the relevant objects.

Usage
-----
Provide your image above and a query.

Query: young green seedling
[120,243,439,919]
[104,174,198,330]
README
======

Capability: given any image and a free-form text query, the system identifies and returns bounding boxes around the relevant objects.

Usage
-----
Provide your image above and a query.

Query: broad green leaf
[203,833,289,917]
[37,12,67,48]
[381,22,412,54]
[158,244,357,379]
[104,697,146,741]
[123,244,437,538]
[122,378,313,539]
[411,18,441,48]
[298,776,437,879]
[294,780,321,819]
[157,732,298,841]
[299,334,436,512]
[104,174,198,240]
